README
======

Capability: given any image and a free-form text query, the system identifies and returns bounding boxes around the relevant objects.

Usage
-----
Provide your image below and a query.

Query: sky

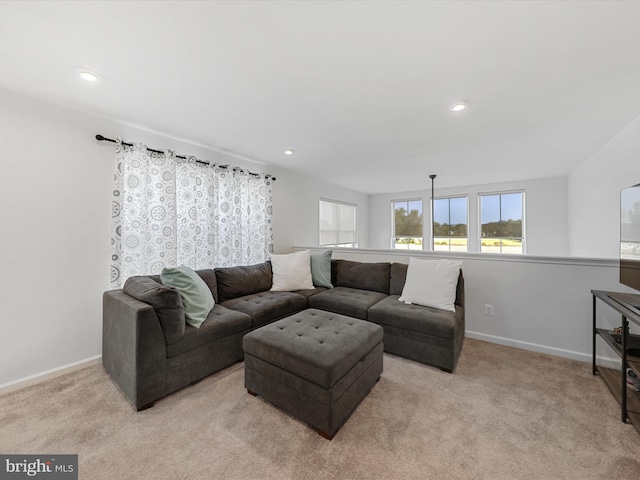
[480,193,523,224]
[434,197,467,225]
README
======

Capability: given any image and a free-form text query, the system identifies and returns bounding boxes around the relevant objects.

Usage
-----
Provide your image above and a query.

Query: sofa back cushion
[196,269,219,303]
[455,272,465,308]
[390,263,408,295]
[123,276,186,344]
[215,262,273,303]
[331,259,339,288]
[335,260,391,294]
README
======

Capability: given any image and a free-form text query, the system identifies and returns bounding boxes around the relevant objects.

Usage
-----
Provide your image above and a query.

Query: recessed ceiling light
[449,102,469,112]
[450,102,468,112]
[77,70,101,83]
[284,149,294,155]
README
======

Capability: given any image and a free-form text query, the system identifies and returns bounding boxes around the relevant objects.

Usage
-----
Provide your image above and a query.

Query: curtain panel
[110,141,273,288]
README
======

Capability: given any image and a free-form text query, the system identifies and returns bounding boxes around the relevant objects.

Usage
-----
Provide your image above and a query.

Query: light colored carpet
[1,338,639,479]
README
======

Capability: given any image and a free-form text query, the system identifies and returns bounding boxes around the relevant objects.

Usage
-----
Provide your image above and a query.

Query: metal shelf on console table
[595,328,640,378]
[591,290,640,430]
[595,366,640,437]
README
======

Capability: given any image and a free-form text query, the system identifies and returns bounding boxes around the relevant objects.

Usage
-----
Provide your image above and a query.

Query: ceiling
[2,1,640,194]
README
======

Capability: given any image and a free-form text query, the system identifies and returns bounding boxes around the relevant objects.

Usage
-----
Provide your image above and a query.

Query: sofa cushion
[215,262,273,303]
[123,276,185,344]
[293,287,328,300]
[390,263,408,296]
[161,266,215,329]
[398,258,462,312]
[368,295,463,340]
[271,250,315,291]
[221,291,307,329]
[311,250,333,288]
[335,260,390,294]
[308,286,388,320]
[166,304,251,358]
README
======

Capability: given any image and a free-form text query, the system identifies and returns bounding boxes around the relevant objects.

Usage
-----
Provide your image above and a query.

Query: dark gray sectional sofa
[102,258,464,410]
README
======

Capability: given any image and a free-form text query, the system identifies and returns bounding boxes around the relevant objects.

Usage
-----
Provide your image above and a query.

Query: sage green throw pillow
[311,250,333,288]
[161,266,214,329]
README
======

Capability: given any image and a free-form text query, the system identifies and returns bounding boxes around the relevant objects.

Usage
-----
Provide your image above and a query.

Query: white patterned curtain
[110,141,273,288]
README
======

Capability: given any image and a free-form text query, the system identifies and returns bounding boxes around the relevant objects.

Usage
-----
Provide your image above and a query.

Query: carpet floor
[1,338,639,479]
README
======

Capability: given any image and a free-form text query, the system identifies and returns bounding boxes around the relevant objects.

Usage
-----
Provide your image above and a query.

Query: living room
[1,1,640,479]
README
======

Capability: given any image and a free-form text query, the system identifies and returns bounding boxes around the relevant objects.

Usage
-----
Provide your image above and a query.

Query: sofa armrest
[102,290,167,410]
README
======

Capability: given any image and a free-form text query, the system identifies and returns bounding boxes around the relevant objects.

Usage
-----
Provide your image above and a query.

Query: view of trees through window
[433,197,468,252]
[393,200,422,249]
[479,192,524,254]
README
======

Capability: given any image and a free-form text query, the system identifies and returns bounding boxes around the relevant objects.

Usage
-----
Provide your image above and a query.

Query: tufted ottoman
[243,308,383,439]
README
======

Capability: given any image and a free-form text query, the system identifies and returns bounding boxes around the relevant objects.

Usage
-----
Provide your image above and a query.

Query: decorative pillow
[398,257,462,312]
[310,250,333,288]
[160,266,215,329]
[123,276,186,344]
[270,250,314,291]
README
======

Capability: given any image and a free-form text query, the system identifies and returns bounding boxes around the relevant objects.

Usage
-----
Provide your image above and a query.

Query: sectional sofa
[102,258,465,410]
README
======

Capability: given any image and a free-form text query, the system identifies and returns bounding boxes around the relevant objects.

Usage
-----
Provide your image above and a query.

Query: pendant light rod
[430,174,437,251]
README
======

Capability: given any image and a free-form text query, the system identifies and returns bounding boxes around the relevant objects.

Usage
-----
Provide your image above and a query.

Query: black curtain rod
[95,134,276,180]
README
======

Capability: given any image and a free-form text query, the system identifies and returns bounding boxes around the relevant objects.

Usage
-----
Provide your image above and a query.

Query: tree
[480,220,522,238]
[395,207,422,237]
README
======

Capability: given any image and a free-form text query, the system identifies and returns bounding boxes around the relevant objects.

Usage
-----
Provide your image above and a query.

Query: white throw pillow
[270,250,315,291]
[398,257,462,312]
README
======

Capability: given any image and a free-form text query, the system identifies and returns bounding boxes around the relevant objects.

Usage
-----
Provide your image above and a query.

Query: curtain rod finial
[96,134,105,141]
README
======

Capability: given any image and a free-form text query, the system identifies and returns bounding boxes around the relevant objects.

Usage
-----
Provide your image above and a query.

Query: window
[479,191,525,254]
[392,199,423,250]
[433,196,468,252]
[319,199,357,247]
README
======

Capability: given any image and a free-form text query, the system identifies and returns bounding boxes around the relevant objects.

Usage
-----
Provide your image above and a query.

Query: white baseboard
[466,331,620,369]
[0,355,102,395]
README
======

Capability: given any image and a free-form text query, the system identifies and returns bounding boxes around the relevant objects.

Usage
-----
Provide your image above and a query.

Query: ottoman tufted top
[243,309,383,389]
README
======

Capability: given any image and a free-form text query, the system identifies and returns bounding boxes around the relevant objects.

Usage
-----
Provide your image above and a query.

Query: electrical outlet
[484,304,494,316]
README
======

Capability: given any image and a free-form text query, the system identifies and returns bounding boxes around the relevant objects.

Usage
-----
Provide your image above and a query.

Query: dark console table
[592,290,640,436]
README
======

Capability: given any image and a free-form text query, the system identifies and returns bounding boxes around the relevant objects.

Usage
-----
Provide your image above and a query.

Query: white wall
[271,169,368,252]
[568,114,640,258]
[368,177,569,256]
[0,89,365,387]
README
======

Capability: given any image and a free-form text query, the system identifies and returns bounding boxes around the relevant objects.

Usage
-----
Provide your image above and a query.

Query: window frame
[318,198,358,248]
[477,190,526,254]
[431,195,469,252]
[391,198,424,250]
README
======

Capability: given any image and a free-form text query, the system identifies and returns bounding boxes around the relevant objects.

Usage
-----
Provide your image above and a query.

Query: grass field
[480,238,523,254]
[434,237,467,252]
[395,237,523,253]
[394,237,423,250]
